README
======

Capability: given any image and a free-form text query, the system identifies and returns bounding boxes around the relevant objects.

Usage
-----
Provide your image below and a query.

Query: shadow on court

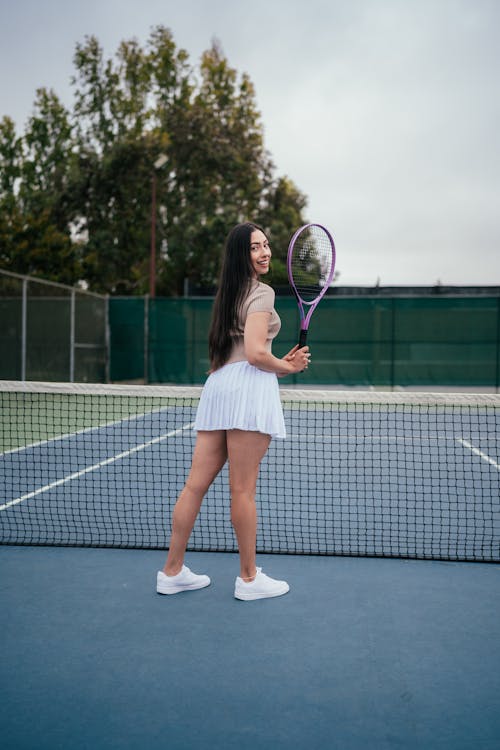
[1,546,499,750]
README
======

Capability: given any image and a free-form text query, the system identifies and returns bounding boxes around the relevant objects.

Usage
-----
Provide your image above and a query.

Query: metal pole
[105,294,110,384]
[21,278,27,381]
[390,297,396,391]
[70,289,75,382]
[150,173,156,298]
[144,294,149,384]
[496,296,500,394]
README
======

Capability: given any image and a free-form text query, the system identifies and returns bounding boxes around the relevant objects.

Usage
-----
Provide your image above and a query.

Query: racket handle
[298,329,308,348]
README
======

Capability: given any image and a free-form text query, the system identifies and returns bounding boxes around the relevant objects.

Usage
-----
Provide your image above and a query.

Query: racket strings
[290,229,333,302]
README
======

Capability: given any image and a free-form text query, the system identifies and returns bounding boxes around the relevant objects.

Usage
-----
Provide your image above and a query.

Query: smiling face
[249,229,271,278]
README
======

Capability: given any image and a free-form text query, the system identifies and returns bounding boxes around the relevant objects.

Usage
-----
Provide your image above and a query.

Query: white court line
[0,422,194,512]
[1,405,178,457]
[288,434,461,443]
[456,438,500,471]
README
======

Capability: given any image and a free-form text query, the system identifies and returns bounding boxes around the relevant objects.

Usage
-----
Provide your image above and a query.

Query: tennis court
[1,381,499,748]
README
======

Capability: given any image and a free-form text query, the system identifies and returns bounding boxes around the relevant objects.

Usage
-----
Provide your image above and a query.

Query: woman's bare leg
[226,430,271,580]
[164,430,227,575]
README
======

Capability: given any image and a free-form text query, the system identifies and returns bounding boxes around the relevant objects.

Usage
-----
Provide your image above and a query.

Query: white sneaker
[234,568,289,601]
[156,566,211,595]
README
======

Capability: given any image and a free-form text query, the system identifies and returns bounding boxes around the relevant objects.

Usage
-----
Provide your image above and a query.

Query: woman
[157,222,310,600]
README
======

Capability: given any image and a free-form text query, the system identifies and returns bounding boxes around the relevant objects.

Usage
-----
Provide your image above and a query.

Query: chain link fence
[0,270,108,382]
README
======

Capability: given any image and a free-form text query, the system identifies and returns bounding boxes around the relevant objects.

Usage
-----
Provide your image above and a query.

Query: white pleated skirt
[194,360,286,439]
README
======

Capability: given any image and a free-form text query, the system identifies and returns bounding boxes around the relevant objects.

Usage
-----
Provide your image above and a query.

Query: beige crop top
[225,280,281,365]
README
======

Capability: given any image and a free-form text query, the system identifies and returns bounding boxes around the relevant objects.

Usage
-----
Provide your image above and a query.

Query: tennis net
[1,381,499,562]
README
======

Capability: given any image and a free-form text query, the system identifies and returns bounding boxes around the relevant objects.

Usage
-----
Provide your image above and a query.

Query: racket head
[287,223,336,304]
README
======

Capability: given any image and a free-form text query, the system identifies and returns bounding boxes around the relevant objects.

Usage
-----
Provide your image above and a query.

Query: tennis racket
[287,223,336,347]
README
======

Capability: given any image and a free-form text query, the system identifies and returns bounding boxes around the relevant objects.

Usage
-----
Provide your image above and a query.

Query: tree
[69,36,154,292]
[0,117,21,203]
[260,176,309,287]
[0,94,81,282]
[155,39,278,295]
[0,26,308,295]
[0,117,22,269]
[21,88,74,205]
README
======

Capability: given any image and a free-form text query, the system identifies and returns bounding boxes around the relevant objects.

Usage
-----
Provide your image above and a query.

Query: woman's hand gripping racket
[287,223,336,348]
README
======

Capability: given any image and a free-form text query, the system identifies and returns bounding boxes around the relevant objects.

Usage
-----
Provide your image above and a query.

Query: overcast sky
[1,0,499,286]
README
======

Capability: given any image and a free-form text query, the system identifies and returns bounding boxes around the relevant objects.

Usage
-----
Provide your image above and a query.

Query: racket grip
[298,329,308,348]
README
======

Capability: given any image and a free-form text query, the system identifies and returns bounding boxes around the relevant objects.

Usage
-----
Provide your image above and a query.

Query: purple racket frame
[287,223,336,347]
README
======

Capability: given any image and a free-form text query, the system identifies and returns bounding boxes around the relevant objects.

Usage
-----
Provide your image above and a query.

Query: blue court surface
[1,545,499,750]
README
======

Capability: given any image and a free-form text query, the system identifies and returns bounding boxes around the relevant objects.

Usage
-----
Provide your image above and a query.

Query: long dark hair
[208,222,267,370]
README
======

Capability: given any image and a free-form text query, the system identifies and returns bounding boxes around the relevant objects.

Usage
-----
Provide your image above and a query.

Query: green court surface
[0,389,196,452]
